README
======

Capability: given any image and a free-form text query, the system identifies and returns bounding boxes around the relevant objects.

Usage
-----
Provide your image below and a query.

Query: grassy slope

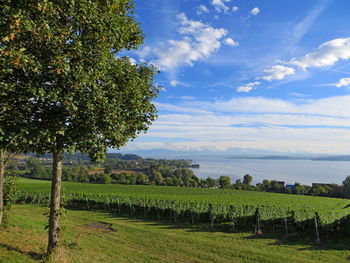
[1,205,349,263]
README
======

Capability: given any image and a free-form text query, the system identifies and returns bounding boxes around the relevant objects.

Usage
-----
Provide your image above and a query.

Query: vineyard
[17,178,350,233]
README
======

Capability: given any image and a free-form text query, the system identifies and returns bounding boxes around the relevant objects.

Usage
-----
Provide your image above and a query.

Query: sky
[121,0,350,155]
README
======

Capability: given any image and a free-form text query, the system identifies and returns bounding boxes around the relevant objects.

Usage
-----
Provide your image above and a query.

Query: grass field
[1,205,350,263]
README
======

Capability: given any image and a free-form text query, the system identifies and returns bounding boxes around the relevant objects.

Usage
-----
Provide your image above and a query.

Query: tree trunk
[47,148,63,254]
[0,150,5,226]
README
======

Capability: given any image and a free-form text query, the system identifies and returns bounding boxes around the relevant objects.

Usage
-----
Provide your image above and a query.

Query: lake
[183,156,350,185]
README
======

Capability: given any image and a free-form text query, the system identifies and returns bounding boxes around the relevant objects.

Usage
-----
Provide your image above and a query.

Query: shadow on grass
[0,243,45,261]
[243,230,350,251]
[65,207,350,252]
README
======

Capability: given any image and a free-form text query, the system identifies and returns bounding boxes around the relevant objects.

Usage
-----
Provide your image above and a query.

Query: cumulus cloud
[211,0,232,13]
[197,5,209,15]
[128,57,137,65]
[236,81,260,93]
[291,37,350,70]
[262,65,295,81]
[237,86,253,93]
[250,7,260,16]
[333,77,350,88]
[232,6,239,12]
[138,13,228,71]
[223,37,239,47]
[258,37,350,83]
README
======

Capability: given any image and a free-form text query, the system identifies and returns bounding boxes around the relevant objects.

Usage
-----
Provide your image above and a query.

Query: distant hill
[311,155,350,161]
[226,155,350,161]
[226,155,306,160]
[26,152,142,161]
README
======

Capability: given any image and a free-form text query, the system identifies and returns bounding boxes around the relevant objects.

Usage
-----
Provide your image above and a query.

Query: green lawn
[1,205,349,263]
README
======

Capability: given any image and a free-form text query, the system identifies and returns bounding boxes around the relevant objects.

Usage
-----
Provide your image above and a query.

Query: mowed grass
[1,205,350,263]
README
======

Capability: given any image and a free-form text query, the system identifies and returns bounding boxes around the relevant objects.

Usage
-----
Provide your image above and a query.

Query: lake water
[184,156,350,185]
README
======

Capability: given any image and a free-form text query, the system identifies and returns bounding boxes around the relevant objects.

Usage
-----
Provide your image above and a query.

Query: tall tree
[342,176,350,198]
[1,0,159,254]
[243,174,253,185]
[218,175,231,189]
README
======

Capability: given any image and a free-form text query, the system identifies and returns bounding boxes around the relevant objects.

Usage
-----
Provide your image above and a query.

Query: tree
[101,174,112,184]
[205,177,218,188]
[1,0,159,254]
[218,176,231,189]
[243,174,253,185]
[27,158,51,179]
[152,171,164,185]
[234,179,242,189]
[135,173,148,185]
[342,176,350,198]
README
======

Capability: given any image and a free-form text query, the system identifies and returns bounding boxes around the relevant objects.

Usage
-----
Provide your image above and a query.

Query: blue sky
[121,0,350,154]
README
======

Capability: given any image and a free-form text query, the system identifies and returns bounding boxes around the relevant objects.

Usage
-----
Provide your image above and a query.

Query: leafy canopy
[0,0,159,160]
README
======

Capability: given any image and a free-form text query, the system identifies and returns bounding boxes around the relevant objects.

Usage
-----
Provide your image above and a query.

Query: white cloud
[197,5,209,15]
[167,96,196,100]
[287,0,329,50]
[223,37,239,47]
[170,80,177,87]
[258,37,350,82]
[187,95,350,117]
[232,6,239,12]
[262,65,295,81]
[139,13,228,71]
[125,95,350,153]
[236,81,260,93]
[247,81,261,86]
[211,0,232,13]
[291,37,350,70]
[154,102,211,114]
[333,77,350,88]
[237,86,254,93]
[128,57,137,65]
[250,7,260,16]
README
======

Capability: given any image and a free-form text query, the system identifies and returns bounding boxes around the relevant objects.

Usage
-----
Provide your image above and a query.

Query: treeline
[27,152,142,162]
[24,153,192,172]
[17,157,199,187]
[8,157,350,199]
[102,157,192,173]
[214,174,350,199]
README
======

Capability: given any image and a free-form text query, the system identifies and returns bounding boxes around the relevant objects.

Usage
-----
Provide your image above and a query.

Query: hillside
[1,205,350,263]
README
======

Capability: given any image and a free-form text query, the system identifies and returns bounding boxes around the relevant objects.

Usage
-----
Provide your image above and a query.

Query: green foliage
[0,0,159,161]
[218,176,231,189]
[135,173,148,185]
[3,174,18,225]
[101,174,112,184]
[203,177,218,188]
[27,158,51,179]
[342,176,350,198]
[63,165,89,182]
[243,174,253,185]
